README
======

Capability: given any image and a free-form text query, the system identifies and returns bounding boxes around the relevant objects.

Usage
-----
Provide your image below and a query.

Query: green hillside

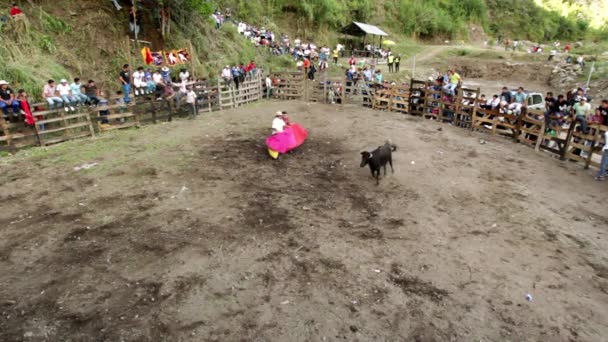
[0,0,606,102]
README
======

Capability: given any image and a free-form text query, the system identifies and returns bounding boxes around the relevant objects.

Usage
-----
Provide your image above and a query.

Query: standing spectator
[544,92,558,131]
[595,129,608,181]
[42,80,63,110]
[394,55,401,73]
[303,58,311,76]
[179,68,189,83]
[374,70,383,85]
[132,67,146,96]
[129,6,142,37]
[572,97,591,133]
[307,62,317,80]
[160,66,171,85]
[332,49,339,65]
[0,80,20,120]
[84,80,101,106]
[231,65,241,90]
[265,75,272,98]
[185,86,197,119]
[564,44,571,53]
[548,49,556,61]
[576,55,585,67]
[152,69,165,100]
[119,64,132,104]
[224,8,231,23]
[348,55,356,67]
[387,54,394,73]
[57,79,76,112]
[10,3,23,16]
[70,78,89,106]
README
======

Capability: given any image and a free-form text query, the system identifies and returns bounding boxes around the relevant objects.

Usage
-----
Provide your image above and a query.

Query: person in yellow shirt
[387,54,395,73]
[444,70,461,96]
[332,49,339,65]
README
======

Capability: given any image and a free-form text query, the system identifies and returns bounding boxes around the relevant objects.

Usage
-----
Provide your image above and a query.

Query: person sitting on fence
[0,80,20,121]
[70,78,89,106]
[480,94,500,110]
[362,67,372,82]
[572,97,591,134]
[16,89,35,126]
[57,79,77,112]
[221,65,232,86]
[443,70,461,96]
[42,80,63,110]
[498,86,512,112]
[84,80,101,106]
[507,87,527,115]
[144,68,155,95]
[374,70,383,85]
[247,60,257,79]
[478,94,486,106]
[152,69,165,100]
[595,129,608,181]
[132,67,146,96]
[161,66,171,85]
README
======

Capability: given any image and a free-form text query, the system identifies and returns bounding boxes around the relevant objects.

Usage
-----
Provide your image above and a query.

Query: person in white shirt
[57,79,76,112]
[152,70,164,100]
[133,67,146,96]
[186,87,197,118]
[272,111,286,134]
[221,66,232,85]
[265,76,272,99]
[179,68,190,83]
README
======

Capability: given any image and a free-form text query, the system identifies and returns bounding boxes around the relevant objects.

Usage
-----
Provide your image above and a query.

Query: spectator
[394,55,401,73]
[480,94,500,110]
[479,94,486,105]
[307,62,317,81]
[70,78,89,106]
[118,64,132,104]
[544,92,558,131]
[247,60,257,78]
[152,69,165,100]
[16,89,35,126]
[387,54,394,73]
[363,67,372,82]
[508,87,527,115]
[576,55,585,67]
[564,44,571,53]
[185,86,197,118]
[0,80,20,120]
[332,49,339,65]
[303,58,311,75]
[10,3,23,16]
[599,99,608,125]
[595,129,608,181]
[374,70,383,84]
[179,68,189,83]
[348,55,356,66]
[144,68,155,94]
[57,79,76,112]
[161,66,171,85]
[231,65,241,90]
[84,80,101,106]
[499,86,512,111]
[133,67,146,96]
[548,49,556,61]
[129,6,142,37]
[224,7,231,22]
[265,75,272,98]
[572,97,591,133]
[42,80,63,109]
[444,70,461,96]
[221,65,232,85]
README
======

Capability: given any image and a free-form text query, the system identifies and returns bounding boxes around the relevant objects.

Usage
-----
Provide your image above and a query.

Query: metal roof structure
[340,22,389,37]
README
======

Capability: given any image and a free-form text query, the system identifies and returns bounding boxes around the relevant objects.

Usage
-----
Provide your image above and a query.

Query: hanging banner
[151,51,165,66]
[165,50,179,66]
[140,47,153,65]
[177,49,191,63]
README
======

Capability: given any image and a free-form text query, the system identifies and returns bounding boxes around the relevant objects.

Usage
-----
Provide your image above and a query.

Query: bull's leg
[389,157,394,173]
[383,164,387,176]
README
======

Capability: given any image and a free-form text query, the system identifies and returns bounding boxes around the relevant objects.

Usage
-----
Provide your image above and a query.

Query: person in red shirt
[564,44,571,53]
[303,58,310,74]
[10,3,23,16]
[247,60,257,78]
[349,55,356,66]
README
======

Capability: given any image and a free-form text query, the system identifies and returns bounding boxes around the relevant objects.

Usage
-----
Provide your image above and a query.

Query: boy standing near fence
[595,130,608,181]
[186,86,197,119]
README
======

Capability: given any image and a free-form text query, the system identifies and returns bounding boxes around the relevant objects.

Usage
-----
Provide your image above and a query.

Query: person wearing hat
[572,96,591,133]
[0,80,21,120]
[42,80,64,110]
[161,66,171,85]
[56,79,76,112]
[272,111,286,134]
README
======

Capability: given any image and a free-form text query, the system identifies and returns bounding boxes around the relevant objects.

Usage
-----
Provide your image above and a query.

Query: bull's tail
[385,140,397,151]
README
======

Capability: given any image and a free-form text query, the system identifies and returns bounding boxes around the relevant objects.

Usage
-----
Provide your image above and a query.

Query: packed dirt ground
[1,101,607,341]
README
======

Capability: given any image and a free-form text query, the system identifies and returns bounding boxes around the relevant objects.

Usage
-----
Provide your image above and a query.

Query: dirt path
[1,101,607,341]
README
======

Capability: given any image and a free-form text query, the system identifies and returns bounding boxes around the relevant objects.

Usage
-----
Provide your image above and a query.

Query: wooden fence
[1,73,606,172]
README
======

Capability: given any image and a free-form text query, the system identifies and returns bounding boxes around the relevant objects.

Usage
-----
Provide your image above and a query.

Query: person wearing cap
[57,79,76,112]
[42,80,63,110]
[118,63,132,104]
[272,111,286,134]
[572,97,591,133]
[161,66,171,85]
[0,80,21,120]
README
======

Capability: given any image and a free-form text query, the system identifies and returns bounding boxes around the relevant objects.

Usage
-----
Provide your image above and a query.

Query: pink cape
[266,123,308,154]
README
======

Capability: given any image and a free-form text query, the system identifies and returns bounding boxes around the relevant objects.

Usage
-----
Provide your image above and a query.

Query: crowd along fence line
[0,72,606,172]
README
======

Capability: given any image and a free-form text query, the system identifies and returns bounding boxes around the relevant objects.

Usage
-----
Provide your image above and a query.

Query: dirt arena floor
[1,101,607,341]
